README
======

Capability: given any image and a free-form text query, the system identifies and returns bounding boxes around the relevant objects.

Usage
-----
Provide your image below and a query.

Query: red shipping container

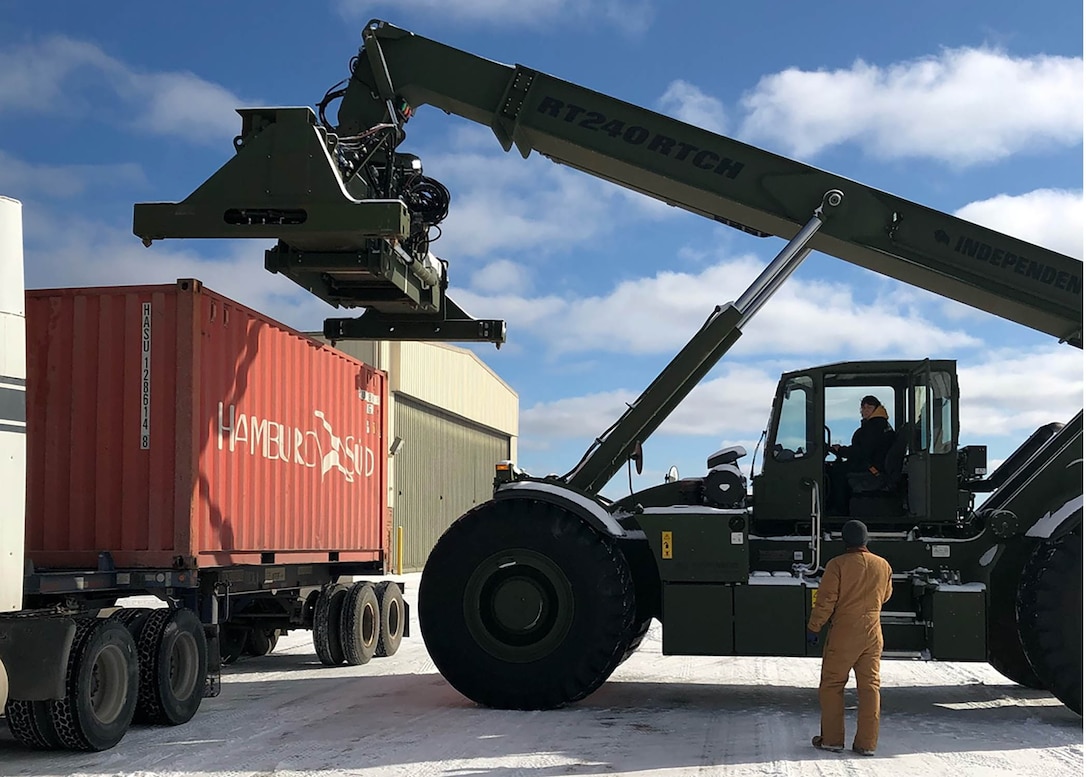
[24,279,388,570]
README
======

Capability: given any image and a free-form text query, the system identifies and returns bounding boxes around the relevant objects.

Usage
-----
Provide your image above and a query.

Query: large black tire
[1017,530,1082,715]
[48,617,139,751]
[374,581,405,657]
[986,569,1047,690]
[132,608,208,726]
[618,617,653,666]
[341,582,380,666]
[5,700,62,749]
[419,499,636,710]
[989,644,1048,690]
[313,584,349,666]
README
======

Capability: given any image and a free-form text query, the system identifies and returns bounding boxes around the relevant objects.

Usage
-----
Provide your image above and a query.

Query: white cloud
[336,0,653,34]
[739,47,1083,165]
[657,80,728,134]
[0,35,247,144]
[657,367,779,437]
[955,188,1083,259]
[422,146,629,259]
[120,71,251,143]
[0,37,114,112]
[469,259,532,295]
[453,255,982,358]
[522,388,635,444]
[0,150,145,199]
[958,346,1083,437]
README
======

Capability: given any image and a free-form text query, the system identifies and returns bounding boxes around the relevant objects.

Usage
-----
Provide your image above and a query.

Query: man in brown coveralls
[807,519,892,756]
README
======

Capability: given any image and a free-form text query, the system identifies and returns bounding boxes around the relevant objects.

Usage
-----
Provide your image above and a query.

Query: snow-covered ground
[1,573,1081,776]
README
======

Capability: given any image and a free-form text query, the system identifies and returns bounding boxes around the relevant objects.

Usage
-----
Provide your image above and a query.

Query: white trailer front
[0,195,28,707]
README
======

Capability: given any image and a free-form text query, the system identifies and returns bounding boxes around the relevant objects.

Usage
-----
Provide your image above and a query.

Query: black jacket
[841,414,893,473]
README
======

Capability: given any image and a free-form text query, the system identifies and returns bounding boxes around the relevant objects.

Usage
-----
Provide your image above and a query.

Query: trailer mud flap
[203,624,222,698]
[0,615,77,700]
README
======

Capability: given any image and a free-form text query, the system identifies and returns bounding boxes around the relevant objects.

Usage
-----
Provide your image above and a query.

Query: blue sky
[1,1,1083,498]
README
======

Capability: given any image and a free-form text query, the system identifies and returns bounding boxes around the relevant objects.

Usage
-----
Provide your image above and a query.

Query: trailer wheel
[111,607,155,635]
[246,628,280,657]
[48,617,138,751]
[375,581,405,657]
[131,608,207,726]
[1017,530,1082,715]
[5,700,62,749]
[341,582,380,666]
[419,499,636,710]
[301,589,320,629]
[220,625,248,665]
[313,584,348,666]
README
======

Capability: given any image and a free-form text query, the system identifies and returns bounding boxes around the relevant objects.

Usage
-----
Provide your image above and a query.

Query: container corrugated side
[25,279,388,569]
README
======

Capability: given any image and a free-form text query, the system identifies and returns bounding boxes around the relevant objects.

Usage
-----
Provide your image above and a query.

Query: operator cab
[751,359,966,535]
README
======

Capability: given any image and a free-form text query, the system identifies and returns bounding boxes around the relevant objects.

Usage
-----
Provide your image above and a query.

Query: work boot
[852,745,876,756]
[811,735,844,753]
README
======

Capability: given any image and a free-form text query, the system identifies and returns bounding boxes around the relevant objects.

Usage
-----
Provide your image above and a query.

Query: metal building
[315,338,518,572]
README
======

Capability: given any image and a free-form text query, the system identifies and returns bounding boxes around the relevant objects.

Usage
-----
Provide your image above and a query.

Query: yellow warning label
[661,531,673,560]
[811,589,818,606]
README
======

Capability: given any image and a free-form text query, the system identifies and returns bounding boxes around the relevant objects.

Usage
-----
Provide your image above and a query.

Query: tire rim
[464,549,574,663]
[386,599,401,639]
[89,644,130,725]
[363,601,378,648]
[169,631,201,700]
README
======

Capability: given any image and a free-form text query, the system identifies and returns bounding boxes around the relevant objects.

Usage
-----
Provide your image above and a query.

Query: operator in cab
[827,395,893,514]
[807,519,893,757]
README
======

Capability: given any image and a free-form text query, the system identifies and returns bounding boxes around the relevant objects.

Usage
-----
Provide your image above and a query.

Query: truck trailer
[0,196,408,751]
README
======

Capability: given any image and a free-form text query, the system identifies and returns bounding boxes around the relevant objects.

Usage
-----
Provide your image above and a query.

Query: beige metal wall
[315,337,518,571]
[393,396,510,570]
[391,342,518,444]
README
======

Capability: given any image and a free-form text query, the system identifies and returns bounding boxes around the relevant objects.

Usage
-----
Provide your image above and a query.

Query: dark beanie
[860,395,881,408]
[843,519,869,548]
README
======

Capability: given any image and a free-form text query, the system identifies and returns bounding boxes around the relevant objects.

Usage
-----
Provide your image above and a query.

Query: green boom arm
[341,21,1082,348]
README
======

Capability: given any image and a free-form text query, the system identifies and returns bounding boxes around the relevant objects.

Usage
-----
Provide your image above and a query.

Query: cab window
[771,376,813,460]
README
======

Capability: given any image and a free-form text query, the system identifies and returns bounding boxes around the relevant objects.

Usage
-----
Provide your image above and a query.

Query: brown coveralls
[807,547,893,751]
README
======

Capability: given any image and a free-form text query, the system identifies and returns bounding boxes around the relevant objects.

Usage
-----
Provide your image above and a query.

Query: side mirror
[664,465,679,483]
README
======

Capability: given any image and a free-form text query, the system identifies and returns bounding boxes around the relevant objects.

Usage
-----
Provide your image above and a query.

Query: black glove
[806,630,820,646]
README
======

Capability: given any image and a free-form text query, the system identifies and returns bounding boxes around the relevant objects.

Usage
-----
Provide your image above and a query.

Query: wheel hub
[464,550,574,663]
[492,577,545,632]
[169,632,200,699]
[89,644,129,725]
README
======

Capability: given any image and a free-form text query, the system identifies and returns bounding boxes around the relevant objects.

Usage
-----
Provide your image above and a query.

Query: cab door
[906,360,959,520]
[753,373,825,522]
